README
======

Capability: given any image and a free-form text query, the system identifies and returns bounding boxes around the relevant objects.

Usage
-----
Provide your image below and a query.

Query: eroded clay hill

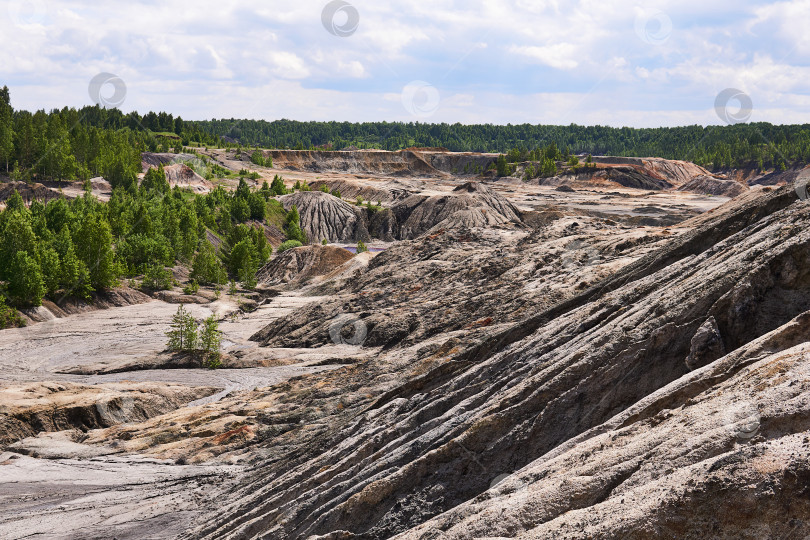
[392,181,523,239]
[176,185,810,539]
[280,191,372,244]
[256,245,355,287]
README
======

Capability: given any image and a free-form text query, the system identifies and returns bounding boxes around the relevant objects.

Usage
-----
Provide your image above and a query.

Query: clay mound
[595,165,672,190]
[0,181,61,205]
[0,381,217,447]
[395,181,522,239]
[256,245,354,286]
[678,175,748,197]
[141,152,197,171]
[267,149,442,177]
[307,179,412,204]
[280,191,371,244]
[162,163,213,193]
[591,156,713,187]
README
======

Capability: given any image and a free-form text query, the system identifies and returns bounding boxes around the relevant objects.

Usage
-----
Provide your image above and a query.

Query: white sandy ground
[0,291,356,539]
[0,450,242,539]
[0,293,355,392]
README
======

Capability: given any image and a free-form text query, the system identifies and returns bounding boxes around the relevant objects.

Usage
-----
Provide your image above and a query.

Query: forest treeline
[194,118,810,170]
[0,166,310,326]
[2,86,810,182]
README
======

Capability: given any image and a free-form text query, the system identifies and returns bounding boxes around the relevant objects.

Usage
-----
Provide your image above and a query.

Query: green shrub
[356,241,368,254]
[142,264,174,291]
[278,240,303,253]
[0,296,25,329]
[183,280,200,295]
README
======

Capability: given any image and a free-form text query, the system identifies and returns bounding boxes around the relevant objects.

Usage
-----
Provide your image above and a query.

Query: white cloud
[509,44,580,70]
[1,0,809,126]
[270,52,310,79]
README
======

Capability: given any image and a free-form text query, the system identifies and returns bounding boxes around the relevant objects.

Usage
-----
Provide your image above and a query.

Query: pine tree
[270,175,286,196]
[0,210,38,279]
[284,204,307,244]
[166,304,198,352]
[0,86,13,174]
[199,314,222,368]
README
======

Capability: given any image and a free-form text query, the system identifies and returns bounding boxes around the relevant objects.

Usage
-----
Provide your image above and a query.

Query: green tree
[284,204,307,244]
[74,213,118,290]
[141,164,170,194]
[270,175,286,195]
[59,242,94,299]
[0,86,13,173]
[0,210,38,278]
[235,177,251,200]
[166,304,198,352]
[199,314,222,368]
[7,251,45,307]
[191,242,227,285]
[40,247,61,296]
[142,264,174,291]
[229,238,258,282]
[495,155,509,177]
[230,197,250,222]
[248,192,266,221]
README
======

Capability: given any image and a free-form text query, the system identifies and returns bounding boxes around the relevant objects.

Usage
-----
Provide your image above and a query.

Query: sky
[2,0,809,127]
